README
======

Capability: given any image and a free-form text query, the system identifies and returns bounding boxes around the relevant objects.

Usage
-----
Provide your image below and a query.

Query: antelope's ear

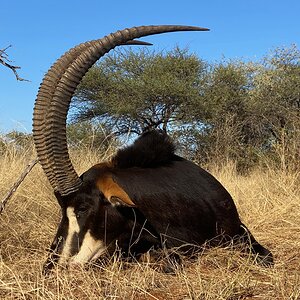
[97,176,135,207]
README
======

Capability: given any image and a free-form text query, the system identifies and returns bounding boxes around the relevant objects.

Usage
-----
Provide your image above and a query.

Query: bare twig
[0,158,38,215]
[0,45,29,81]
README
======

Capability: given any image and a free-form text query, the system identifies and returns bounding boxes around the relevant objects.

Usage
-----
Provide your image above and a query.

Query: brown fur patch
[97,175,135,207]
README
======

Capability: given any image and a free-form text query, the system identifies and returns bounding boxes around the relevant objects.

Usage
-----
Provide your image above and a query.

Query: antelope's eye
[75,207,88,219]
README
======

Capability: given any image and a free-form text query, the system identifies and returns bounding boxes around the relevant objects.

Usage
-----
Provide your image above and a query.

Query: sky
[1,0,299,133]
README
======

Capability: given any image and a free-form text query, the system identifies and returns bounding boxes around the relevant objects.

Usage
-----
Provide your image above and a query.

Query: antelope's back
[112,158,242,248]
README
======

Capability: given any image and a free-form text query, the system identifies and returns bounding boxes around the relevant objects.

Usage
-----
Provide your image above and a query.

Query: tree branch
[0,158,38,215]
[0,45,29,81]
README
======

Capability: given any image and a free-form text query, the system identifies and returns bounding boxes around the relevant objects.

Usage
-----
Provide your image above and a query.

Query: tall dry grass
[0,145,299,299]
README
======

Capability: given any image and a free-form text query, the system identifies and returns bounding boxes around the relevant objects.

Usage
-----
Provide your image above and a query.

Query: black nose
[42,252,60,276]
[42,236,65,276]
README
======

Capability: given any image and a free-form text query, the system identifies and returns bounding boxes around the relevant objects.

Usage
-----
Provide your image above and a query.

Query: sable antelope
[32,25,273,273]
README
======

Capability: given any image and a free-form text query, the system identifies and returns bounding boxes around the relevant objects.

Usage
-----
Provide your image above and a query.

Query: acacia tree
[73,47,207,135]
[187,46,300,171]
[73,45,300,170]
[192,61,252,164]
[248,45,300,170]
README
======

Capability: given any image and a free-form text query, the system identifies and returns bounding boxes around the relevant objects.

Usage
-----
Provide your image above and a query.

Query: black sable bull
[32,25,273,273]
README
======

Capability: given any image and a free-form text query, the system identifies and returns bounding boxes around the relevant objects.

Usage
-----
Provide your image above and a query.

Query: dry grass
[0,146,299,300]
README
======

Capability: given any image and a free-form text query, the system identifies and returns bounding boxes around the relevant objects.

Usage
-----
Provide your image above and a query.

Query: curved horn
[33,39,154,191]
[33,25,209,196]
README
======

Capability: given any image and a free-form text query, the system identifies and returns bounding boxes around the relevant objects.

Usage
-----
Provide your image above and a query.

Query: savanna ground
[0,145,299,300]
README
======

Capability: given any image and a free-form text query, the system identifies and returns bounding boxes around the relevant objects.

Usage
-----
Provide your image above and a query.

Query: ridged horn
[33,25,209,196]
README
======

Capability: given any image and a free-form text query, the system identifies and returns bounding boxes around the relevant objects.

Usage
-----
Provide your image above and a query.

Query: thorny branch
[0,45,29,81]
[0,158,38,215]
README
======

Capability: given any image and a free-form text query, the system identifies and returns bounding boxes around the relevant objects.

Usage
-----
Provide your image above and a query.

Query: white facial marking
[70,230,106,265]
[59,207,80,264]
